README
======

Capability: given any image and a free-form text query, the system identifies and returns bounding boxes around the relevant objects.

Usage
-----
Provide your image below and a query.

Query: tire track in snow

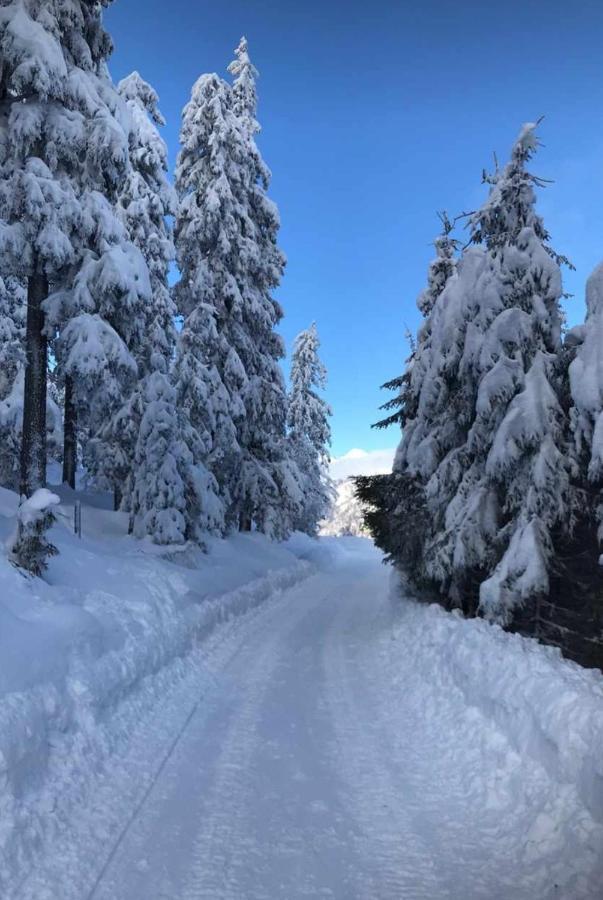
[178,579,354,900]
[322,574,452,900]
[178,628,286,899]
[15,569,314,900]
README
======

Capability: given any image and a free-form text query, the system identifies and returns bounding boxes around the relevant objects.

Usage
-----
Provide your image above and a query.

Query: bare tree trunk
[20,272,49,497]
[239,512,252,532]
[62,374,77,489]
[114,485,123,513]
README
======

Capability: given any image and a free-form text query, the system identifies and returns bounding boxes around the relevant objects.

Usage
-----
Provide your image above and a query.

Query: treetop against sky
[106,0,603,457]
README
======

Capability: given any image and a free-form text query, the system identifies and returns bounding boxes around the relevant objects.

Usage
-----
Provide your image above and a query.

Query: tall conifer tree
[172,72,241,535]
[174,43,294,538]
[288,323,334,535]
[86,71,179,513]
[371,126,572,622]
[225,37,294,537]
[0,0,148,497]
[465,125,571,621]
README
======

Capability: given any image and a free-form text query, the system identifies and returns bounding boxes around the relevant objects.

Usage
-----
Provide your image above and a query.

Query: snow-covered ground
[4,522,603,899]
[0,485,317,897]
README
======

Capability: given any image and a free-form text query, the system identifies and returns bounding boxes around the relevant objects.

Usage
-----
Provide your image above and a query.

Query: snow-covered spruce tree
[0,274,24,400]
[98,71,221,543]
[0,0,146,497]
[568,261,603,472]
[0,366,63,489]
[174,49,293,539]
[363,215,469,588]
[225,38,295,537]
[115,72,177,378]
[567,264,603,519]
[85,71,181,516]
[60,71,171,506]
[227,37,257,138]
[173,72,242,535]
[368,128,572,623]
[522,264,603,666]
[0,274,25,483]
[445,124,572,622]
[53,243,151,504]
[376,213,459,466]
[129,371,223,544]
[0,275,63,488]
[10,488,60,577]
[288,323,334,535]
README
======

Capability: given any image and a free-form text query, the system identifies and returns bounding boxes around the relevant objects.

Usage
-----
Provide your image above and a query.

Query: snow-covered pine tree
[129,370,223,544]
[116,72,177,378]
[54,242,151,507]
[91,71,222,543]
[84,71,181,517]
[172,72,242,535]
[376,213,459,461]
[0,274,25,483]
[0,274,24,400]
[567,263,603,539]
[0,0,146,496]
[0,275,63,489]
[0,365,63,490]
[174,49,293,539]
[227,37,258,138]
[365,214,472,589]
[225,38,294,537]
[288,323,334,535]
[447,124,571,622]
[368,127,571,622]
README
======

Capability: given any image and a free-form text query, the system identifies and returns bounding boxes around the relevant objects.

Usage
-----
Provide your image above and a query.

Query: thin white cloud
[330,447,395,481]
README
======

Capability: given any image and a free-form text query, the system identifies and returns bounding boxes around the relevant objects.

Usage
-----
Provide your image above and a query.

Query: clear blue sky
[106,0,603,457]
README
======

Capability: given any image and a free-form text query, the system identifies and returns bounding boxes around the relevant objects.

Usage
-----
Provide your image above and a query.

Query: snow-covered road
[17,539,603,900]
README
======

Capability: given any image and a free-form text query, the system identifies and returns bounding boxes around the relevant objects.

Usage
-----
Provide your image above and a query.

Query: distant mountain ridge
[321,447,395,537]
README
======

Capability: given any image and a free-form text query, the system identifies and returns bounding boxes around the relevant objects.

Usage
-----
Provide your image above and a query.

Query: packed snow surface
[4,520,602,898]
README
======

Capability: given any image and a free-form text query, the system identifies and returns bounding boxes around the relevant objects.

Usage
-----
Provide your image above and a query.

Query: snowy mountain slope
[12,539,603,900]
[0,485,318,894]
[320,478,369,537]
[321,447,395,537]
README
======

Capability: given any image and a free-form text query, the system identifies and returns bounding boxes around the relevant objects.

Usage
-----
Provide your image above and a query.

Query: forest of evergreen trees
[0,3,333,573]
[357,124,603,669]
[3,2,603,674]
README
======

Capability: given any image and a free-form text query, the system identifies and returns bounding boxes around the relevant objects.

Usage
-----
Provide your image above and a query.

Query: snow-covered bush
[9,489,60,577]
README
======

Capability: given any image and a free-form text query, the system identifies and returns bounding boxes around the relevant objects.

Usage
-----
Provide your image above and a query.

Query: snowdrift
[392,572,603,829]
[0,485,316,892]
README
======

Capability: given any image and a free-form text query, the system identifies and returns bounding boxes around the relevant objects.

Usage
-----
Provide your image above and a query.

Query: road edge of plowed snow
[391,569,603,828]
[0,549,315,895]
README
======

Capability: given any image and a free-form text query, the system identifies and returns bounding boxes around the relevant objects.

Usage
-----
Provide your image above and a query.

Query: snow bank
[391,572,603,827]
[0,485,317,892]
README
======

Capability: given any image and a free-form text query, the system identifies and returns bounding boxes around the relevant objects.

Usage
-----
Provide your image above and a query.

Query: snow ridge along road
[17,538,603,900]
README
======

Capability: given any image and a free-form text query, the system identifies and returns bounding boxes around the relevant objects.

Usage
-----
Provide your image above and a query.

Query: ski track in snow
[15,540,603,900]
